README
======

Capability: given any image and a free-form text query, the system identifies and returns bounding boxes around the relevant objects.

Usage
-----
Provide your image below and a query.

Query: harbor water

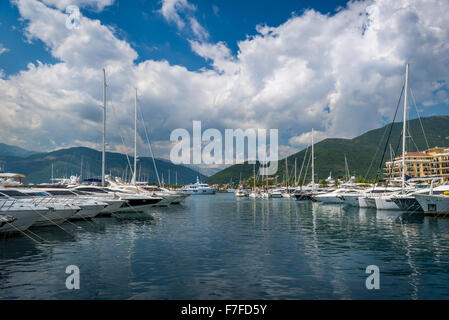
[1,193,449,299]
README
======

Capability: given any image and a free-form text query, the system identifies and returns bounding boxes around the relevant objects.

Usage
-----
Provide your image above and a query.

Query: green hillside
[0,143,37,158]
[206,115,449,185]
[0,146,205,185]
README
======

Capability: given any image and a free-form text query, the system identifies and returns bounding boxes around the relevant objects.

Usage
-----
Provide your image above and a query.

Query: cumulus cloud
[159,0,209,41]
[0,43,9,55]
[1,0,449,164]
[40,0,114,11]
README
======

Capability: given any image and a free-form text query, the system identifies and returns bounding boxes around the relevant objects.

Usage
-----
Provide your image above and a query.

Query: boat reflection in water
[2,194,449,300]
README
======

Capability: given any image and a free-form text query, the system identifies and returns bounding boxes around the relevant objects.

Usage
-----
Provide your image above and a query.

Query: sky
[0,0,448,166]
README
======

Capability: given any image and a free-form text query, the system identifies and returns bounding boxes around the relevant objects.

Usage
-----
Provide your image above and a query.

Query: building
[385,147,449,183]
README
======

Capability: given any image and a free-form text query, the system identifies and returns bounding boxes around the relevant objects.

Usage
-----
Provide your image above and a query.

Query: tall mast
[285,158,289,190]
[311,128,315,191]
[102,68,107,187]
[253,163,256,191]
[294,158,297,186]
[402,64,409,192]
[131,88,137,185]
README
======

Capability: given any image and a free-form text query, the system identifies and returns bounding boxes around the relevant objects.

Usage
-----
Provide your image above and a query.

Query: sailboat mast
[132,88,137,185]
[311,128,315,191]
[253,163,255,191]
[294,158,297,186]
[102,68,107,187]
[402,64,409,192]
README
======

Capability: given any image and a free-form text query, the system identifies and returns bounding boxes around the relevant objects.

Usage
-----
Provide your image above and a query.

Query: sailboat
[101,84,163,211]
[375,64,412,210]
[294,128,320,200]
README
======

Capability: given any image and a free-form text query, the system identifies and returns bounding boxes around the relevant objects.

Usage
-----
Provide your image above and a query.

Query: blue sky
[0,0,448,163]
[1,0,349,75]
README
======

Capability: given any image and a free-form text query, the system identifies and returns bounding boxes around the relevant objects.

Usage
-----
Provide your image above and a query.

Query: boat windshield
[0,190,29,197]
[45,190,77,197]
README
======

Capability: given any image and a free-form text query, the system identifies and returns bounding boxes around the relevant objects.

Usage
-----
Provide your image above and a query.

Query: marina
[1,0,449,304]
[2,193,449,299]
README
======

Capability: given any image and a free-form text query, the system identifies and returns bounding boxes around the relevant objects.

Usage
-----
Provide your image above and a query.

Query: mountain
[0,146,206,185]
[184,164,224,177]
[0,143,37,158]
[206,115,449,185]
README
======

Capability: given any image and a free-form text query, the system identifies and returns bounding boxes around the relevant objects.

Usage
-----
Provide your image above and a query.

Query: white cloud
[1,0,449,164]
[159,0,195,30]
[159,0,209,41]
[0,43,9,55]
[40,0,114,11]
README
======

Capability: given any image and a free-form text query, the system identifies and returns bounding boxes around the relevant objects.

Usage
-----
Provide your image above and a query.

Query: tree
[319,179,328,188]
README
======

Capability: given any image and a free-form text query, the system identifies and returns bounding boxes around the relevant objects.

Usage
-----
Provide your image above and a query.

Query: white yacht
[414,184,449,215]
[270,188,284,198]
[358,187,402,209]
[181,177,216,195]
[72,185,162,212]
[0,189,80,226]
[139,185,190,205]
[0,198,48,233]
[415,193,449,215]
[40,189,108,219]
[314,188,359,204]
[235,189,248,197]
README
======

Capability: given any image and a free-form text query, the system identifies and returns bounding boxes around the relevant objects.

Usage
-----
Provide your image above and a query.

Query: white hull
[415,194,449,215]
[375,196,400,210]
[33,207,79,227]
[359,197,376,208]
[70,204,105,220]
[0,208,46,233]
[100,200,125,213]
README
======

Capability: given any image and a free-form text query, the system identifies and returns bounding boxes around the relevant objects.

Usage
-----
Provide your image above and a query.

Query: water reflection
[1,194,449,299]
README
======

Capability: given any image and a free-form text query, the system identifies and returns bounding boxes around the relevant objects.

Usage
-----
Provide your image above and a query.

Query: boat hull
[33,206,79,227]
[70,203,105,220]
[339,194,360,207]
[415,195,449,215]
[359,197,376,208]
[375,196,401,210]
[115,198,162,212]
[391,197,423,212]
[0,207,46,233]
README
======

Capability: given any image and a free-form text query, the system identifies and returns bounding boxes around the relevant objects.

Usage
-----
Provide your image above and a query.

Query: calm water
[1,193,449,300]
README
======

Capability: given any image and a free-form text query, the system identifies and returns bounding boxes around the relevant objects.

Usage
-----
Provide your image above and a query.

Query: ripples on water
[1,193,449,300]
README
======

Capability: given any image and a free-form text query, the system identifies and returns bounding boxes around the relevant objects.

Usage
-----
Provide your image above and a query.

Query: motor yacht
[1,189,81,226]
[71,185,162,212]
[0,198,48,233]
[39,189,107,220]
[315,188,359,204]
[181,177,216,195]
